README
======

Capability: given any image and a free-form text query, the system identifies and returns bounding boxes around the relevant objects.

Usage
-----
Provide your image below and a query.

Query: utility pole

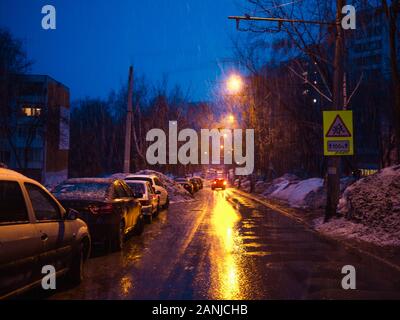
[123,66,134,173]
[228,0,345,221]
[325,0,345,221]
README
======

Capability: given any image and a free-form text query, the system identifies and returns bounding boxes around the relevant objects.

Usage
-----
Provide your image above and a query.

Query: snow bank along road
[22,187,400,299]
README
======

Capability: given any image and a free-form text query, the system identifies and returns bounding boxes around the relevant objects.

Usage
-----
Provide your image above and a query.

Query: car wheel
[144,214,152,224]
[156,201,160,215]
[67,242,85,285]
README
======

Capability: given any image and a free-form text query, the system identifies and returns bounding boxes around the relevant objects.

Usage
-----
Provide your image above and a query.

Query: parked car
[125,174,169,208]
[189,178,200,193]
[211,178,227,190]
[192,177,203,190]
[175,178,194,195]
[52,178,143,252]
[125,180,159,223]
[0,169,91,299]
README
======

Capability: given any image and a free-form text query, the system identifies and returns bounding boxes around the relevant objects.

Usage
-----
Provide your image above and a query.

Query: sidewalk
[230,187,400,273]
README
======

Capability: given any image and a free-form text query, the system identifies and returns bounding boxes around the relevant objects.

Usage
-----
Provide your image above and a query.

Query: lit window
[22,106,42,117]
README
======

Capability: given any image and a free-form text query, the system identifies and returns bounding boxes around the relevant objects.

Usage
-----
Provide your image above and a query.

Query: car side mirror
[155,190,161,195]
[66,208,79,220]
[134,192,143,199]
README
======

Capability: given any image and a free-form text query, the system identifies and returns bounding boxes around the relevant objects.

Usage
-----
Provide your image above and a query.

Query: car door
[25,183,74,274]
[153,177,167,204]
[0,180,42,298]
[119,181,141,231]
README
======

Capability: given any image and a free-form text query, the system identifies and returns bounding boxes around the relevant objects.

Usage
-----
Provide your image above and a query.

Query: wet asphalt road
[28,187,400,300]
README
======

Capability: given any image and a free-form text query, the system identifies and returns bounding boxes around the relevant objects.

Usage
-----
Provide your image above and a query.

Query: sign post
[323,110,353,222]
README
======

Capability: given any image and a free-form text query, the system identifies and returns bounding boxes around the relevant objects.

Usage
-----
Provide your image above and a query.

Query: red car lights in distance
[211,178,226,190]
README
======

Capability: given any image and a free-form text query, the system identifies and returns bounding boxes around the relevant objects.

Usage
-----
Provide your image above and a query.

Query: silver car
[0,169,91,299]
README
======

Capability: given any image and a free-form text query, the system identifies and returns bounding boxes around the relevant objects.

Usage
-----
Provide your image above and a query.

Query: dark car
[193,177,203,189]
[211,178,227,190]
[52,178,144,252]
[175,178,194,195]
[189,178,200,192]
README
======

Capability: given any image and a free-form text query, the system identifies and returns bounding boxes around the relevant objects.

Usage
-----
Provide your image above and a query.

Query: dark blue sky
[0,0,244,102]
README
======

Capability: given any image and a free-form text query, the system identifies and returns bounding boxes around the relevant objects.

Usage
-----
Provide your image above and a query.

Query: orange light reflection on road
[210,191,242,299]
[120,275,133,296]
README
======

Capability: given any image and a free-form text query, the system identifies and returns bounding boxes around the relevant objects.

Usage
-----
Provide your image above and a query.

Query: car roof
[0,168,38,184]
[125,175,157,181]
[62,178,116,184]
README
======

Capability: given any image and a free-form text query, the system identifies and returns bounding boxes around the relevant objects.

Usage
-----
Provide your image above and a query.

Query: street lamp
[226,74,244,95]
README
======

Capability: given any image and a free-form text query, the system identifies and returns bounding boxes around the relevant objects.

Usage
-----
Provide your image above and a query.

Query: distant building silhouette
[0,74,70,185]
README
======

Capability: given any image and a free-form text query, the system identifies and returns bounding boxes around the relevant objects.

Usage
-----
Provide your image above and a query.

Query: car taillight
[89,203,113,215]
[223,181,227,185]
[213,181,216,184]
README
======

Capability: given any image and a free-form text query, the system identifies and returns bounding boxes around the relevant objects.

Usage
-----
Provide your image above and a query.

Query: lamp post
[224,73,244,184]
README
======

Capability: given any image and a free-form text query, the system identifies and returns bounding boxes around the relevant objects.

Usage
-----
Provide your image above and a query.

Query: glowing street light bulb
[226,74,243,94]
[228,114,235,123]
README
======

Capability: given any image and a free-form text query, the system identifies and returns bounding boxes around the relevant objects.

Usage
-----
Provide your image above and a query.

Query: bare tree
[0,28,33,170]
[382,0,400,163]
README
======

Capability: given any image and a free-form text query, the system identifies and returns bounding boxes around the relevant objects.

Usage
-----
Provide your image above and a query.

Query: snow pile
[234,173,325,209]
[233,177,252,192]
[336,165,400,242]
[255,180,269,193]
[240,178,252,193]
[111,170,193,203]
[314,217,400,247]
[261,174,300,196]
[135,170,193,203]
[269,177,325,209]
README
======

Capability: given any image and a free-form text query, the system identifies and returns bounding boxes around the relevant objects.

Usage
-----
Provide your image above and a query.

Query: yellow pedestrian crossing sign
[323,111,354,156]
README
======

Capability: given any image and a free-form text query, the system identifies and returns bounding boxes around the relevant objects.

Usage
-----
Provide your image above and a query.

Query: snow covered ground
[111,170,193,203]
[322,165,400,247]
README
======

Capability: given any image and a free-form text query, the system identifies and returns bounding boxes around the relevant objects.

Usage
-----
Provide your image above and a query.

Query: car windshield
[126,182,145,194]
[175,178,187,182]
[53,182,110,200]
